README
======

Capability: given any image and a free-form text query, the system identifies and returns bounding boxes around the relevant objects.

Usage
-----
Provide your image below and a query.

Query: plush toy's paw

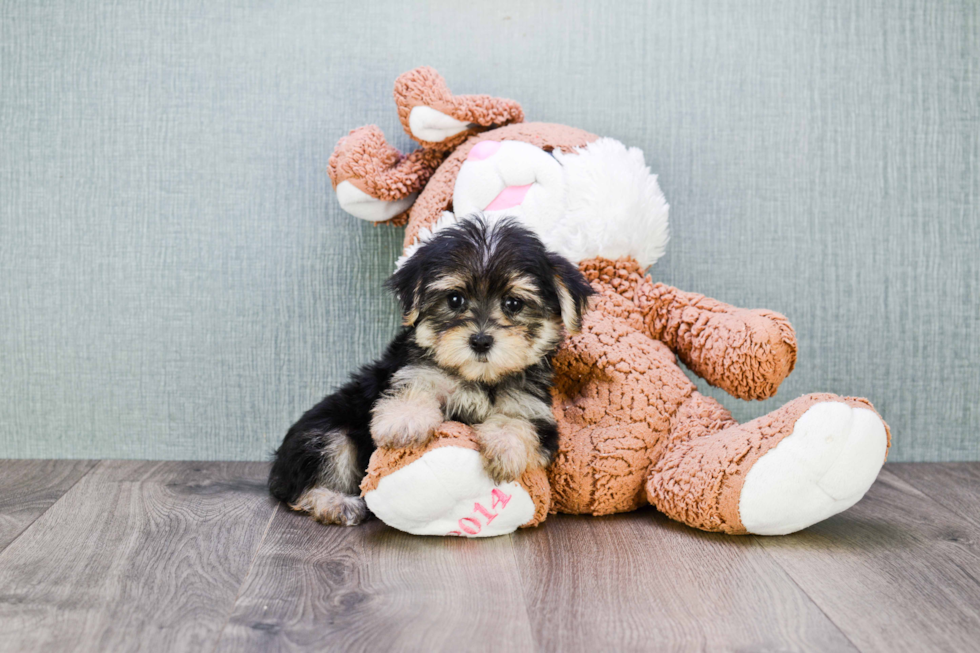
[370,395,443,449]
[362,441,549,537]
[481,452,526,485]
[290,488,369,527]
[739,401,888,535]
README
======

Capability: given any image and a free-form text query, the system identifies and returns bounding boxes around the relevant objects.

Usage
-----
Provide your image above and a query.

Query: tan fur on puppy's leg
[370,394,444,449]
[475,414,546,484]
[370,365,457,448]
[290,487,368,526]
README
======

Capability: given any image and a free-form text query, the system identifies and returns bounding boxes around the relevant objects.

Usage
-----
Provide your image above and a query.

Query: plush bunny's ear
[328,125,445,223]
[548,253,594,334]
[394,67,524,150]
[408,106,472,144]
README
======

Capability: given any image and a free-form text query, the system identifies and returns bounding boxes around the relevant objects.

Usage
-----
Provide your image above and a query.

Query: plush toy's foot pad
[361,426,550,537]
[739,401,888,535]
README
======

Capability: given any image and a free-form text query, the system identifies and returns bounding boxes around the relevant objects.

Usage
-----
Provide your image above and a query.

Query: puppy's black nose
[469,333,494,354]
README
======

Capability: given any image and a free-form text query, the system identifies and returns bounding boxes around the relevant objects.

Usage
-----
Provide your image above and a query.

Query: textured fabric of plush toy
[549,256,808,521]
[552,257,890,531]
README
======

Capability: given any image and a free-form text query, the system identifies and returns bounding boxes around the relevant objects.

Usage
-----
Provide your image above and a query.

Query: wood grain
[758,469,980,653]
[512,508,856,652]
[0,459,97,552]
[888,463,980,529]
[213,508,536,653]
[2,461,980,652]
[0,461,277,653]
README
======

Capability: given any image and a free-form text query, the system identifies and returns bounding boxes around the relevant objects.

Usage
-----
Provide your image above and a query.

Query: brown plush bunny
[328,67,890,538]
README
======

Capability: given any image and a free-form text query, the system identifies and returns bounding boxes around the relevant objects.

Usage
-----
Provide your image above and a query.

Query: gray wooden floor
[0,462,977,652]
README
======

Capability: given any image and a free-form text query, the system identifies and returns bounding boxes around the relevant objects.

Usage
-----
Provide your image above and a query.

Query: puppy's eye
[503,296,524,315]
[447,292,467,311]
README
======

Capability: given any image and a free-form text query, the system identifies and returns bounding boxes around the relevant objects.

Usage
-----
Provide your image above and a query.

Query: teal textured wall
[1,0,978,461]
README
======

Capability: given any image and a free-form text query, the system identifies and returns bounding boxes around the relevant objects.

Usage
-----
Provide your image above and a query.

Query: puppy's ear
[548,253,594,334]
[385,256,424,326]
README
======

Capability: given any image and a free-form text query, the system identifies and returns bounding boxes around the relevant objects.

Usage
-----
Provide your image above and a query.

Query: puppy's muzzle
[468,332,494,354]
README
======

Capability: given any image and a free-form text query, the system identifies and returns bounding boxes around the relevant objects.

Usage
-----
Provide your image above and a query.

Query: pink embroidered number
[447,489,513,536]
[473,502,497,524]
[458,517,482,535]
[491,488,511,509]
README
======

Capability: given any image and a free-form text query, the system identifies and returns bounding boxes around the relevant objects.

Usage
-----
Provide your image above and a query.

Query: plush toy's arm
[637,281,798,400]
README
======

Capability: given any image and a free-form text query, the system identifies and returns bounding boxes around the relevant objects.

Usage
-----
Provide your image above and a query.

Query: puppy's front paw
[482,449,528,484]
[370,396,443,449]
[476,417,538,484]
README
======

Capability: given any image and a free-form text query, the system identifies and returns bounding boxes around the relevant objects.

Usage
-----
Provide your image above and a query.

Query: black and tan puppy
[268,214,593,525]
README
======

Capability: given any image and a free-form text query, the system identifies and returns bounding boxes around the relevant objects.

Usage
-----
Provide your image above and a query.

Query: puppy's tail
[268,426,326,505]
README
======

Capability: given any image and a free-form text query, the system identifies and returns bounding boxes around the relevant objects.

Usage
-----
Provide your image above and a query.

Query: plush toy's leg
[359,423,551,537]
[328,125,446,223]
[647,392,890,535]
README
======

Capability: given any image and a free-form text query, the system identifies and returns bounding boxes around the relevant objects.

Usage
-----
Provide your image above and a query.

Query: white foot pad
[363,446,536,537]
[336,180,417,222]
[739,402,888,535]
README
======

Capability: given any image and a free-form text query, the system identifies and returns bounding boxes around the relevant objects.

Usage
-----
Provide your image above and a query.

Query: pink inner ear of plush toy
[486,184,532,211]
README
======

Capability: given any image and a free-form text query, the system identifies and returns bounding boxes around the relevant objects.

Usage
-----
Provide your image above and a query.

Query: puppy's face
[387,215,593,384]
[415,264,560,384]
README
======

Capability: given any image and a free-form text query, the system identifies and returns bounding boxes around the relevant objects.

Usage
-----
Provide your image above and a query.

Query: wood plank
[888,463,980,529]
[758,469,980,653]
[513,508,857,653]
[0,459,97,551]
[213,508,537,653]
[0,460,277,653]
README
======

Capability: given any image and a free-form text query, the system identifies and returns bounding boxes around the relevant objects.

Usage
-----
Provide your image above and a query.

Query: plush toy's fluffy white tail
[396,137,670,271]
[552,138,669,269]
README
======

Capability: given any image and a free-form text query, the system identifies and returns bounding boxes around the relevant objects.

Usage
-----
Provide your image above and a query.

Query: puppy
[268,214,593,525]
